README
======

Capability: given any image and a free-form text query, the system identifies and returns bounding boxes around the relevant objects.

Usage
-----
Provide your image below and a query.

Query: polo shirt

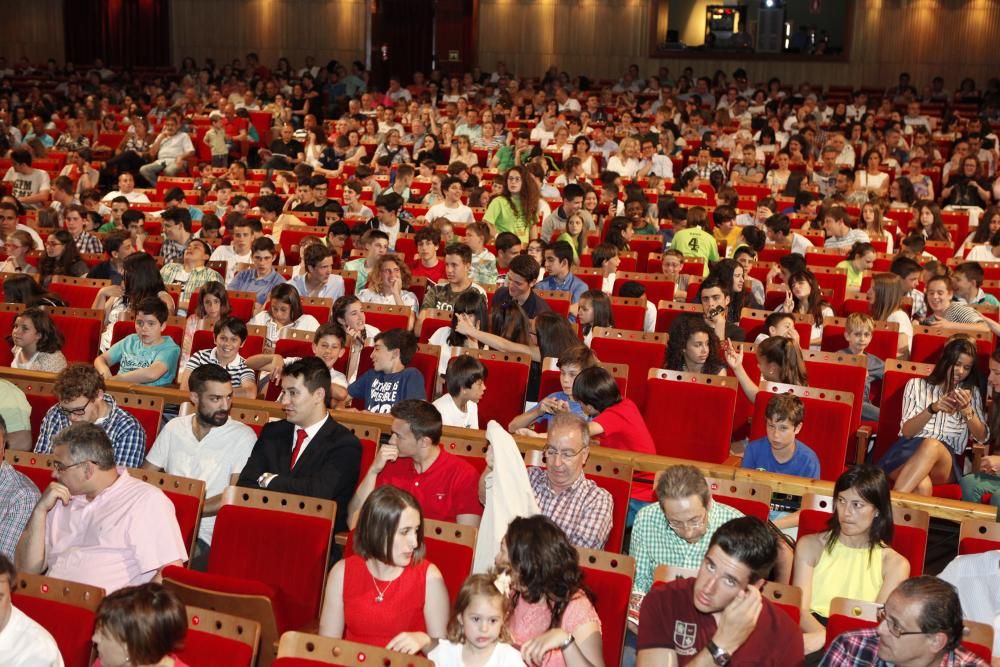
[146,415,257,544]
[45,468,188,592]
[376,449,482,521]
[637,577,804,665]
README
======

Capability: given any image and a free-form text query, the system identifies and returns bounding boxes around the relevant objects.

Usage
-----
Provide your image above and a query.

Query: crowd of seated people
[0,55,999,665]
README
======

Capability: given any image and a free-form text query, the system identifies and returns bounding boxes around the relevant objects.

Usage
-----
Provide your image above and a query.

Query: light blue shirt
[287,273,346,301]
[106,334,180,386]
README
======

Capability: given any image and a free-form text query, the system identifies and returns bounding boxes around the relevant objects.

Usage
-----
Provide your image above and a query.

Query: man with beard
[143,363,256,568]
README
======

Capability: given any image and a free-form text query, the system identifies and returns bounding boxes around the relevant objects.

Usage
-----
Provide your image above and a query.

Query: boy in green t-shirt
[670,206,719,276]
[95,297,180,387]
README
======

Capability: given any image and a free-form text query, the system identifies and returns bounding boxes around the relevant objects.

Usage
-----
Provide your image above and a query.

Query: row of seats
[9,447,998,667]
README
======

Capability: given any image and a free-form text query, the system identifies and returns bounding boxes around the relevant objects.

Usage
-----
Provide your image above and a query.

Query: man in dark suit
[238,357,361,533]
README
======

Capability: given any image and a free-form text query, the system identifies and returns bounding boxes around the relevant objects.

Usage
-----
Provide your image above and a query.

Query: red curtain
[63,0,170,68]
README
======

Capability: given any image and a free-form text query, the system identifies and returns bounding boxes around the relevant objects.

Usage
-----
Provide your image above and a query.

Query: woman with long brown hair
[484,165,540,245]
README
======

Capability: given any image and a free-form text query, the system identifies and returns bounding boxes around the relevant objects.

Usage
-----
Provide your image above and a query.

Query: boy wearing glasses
[33,364,146,468]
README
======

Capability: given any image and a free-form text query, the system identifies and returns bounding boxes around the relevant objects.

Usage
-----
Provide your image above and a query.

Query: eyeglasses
[543,446,586,461]
[52,459,91,473]
[45,240,64,247]
[666,511,707,532]
[877,606,927,638]
[58,401,91,417]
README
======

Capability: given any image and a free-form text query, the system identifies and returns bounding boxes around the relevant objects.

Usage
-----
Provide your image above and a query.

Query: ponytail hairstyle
[757,335,808,386]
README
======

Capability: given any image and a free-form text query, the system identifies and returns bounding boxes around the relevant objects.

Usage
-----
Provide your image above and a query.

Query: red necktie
[289,428,307,469]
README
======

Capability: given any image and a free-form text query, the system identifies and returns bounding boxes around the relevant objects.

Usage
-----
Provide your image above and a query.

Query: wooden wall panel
[478,0,1000,89]
[170,0,367,69]
[479,0,652,81]
[0,0,64,65]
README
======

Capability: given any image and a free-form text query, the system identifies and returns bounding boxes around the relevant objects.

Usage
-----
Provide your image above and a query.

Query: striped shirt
[900,378,989,454]
[185,348,255,388]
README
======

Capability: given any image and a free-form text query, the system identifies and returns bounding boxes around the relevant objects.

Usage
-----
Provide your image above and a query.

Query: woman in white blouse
[358,255,419,322]
[607,137,641,178]
[854,149,890,197]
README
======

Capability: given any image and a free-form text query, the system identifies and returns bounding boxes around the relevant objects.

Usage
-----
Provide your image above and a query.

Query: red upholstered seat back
[52,314,103,362]
[423,534,474,603]
[208,506,333,631]
[579,553,633,667]
[589,330,666,412]
[178,627,257,667]
[48,282,102,308]
[587,468,632,553]
[804,355,867,435]
[643,371,737,463]
[825,612,876,650]
[407,347,439,400]
[873,361,934,464]
[13,596,96,667]
[469,352,530,428]
[161,488,202,557]
[11,457,52,493]
[821,322,901,362]
[361,308,410,332]
[959,537,1000,555]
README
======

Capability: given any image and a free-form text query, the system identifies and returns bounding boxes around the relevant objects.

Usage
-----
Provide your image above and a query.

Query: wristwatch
[927,403,939,415]
[558,633,575,651]
[706,640,732,666]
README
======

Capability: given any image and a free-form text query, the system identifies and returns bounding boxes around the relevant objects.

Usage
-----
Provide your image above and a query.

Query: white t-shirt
[427,639,523,667]
[426,202,475,224]
[0,605,65,667]
[209,245,252,282]
[145,415,257,544]
[2,167,50,207]
[102,189,151,203]
[965,245,1000,263]
[432,392,479,430]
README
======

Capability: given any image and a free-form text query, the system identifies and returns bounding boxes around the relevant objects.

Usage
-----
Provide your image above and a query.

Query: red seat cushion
[177,626,256,667]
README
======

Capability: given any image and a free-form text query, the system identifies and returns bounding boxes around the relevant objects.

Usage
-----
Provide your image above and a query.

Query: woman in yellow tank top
[792,464,911,654]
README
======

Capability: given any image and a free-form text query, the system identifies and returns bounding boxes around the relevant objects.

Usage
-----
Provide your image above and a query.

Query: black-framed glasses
[52,460,90,473]
[877,606,927,638]
[58,402,90,417]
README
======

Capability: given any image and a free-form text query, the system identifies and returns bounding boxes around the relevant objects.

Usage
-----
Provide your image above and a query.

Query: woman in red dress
[319,486,449,654]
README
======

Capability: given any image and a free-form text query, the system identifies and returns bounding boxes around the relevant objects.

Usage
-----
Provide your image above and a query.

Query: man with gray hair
[0,414,39,560]
[480,411,613,550]
[16,423,187,592]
